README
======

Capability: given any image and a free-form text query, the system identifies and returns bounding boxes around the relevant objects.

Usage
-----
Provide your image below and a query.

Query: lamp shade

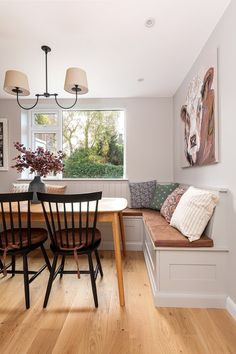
[64,67,88,94]
[3,70,30,96]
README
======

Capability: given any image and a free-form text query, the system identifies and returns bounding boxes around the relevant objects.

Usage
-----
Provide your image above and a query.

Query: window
[31,111,61,153]
[29,109,125,179]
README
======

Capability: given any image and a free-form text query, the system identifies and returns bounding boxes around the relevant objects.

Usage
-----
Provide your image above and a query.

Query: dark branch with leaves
[12,142,66,177]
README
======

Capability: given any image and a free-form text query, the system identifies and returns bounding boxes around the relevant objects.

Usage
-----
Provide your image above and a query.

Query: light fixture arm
[16,91,40,110]
[54,87,79,109]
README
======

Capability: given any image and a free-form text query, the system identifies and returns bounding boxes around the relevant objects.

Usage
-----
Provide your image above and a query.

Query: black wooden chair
[0,192,51,309]
[37,191,103,308]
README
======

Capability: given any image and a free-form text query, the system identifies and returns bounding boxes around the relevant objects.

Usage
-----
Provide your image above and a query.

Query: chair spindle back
[37,192,102,250]
[0,192,33,248]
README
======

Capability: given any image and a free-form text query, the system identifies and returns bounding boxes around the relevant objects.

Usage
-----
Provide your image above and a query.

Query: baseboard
[226,296,236,321]
[100,241,143,251]
[154,292,227,308]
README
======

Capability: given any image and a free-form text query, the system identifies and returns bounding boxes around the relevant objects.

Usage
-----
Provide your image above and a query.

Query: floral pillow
[160,186,189,223]
[129,180,156,208]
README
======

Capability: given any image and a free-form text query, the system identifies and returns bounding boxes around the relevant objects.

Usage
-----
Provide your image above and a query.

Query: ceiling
[0,0,231,99]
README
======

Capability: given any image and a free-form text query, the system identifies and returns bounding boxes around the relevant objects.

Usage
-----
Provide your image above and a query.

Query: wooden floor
[0,251,236,354]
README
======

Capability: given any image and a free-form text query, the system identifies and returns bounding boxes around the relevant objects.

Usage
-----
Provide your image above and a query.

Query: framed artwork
[0,119,8,171]
[180,50,219,167]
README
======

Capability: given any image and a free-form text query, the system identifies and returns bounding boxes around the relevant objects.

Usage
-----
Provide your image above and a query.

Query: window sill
[17,178,129,182]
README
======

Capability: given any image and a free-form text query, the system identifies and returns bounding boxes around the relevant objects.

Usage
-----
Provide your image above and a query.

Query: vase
[28,175,46,203]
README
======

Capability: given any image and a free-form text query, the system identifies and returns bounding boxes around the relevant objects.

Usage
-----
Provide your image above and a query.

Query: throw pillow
[129,180,156,208]
[160,185,189,223]
[11,183,29,193]
[12,183,67,194]
[170,186,219,242]
[149,183,179,210]
[46,184,67,194]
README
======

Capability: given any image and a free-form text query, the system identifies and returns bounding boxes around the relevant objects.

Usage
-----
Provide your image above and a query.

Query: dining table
[2,197,128,306]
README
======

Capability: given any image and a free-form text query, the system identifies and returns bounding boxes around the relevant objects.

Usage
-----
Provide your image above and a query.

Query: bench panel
[99,216,144,251]
[159,250,228,294]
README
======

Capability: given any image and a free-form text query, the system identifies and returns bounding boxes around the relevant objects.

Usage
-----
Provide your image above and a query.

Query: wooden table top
[2,197,128,214]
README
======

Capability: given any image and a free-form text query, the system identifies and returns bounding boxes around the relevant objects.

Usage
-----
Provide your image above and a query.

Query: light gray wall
[173,1,236,302]
[0,97,173,192]
[0,101,21,190]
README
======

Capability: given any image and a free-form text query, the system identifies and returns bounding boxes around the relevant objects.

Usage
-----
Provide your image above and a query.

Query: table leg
[112,212,125,306]
[119,212,126,257]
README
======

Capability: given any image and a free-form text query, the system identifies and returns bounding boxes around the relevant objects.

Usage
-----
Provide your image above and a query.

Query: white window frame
[30,109,62,152]
[25,109,62,179]
[27,108,126,180]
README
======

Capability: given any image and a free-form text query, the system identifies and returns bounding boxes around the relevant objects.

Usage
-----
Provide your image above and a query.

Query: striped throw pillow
[170,186,219,242]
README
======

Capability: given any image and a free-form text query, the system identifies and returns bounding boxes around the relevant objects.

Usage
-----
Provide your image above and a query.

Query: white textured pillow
[170,186,219,242]
[11,183,29,193]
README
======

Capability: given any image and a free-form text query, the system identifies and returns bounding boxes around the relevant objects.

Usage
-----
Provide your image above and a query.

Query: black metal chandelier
[3,45,88,110]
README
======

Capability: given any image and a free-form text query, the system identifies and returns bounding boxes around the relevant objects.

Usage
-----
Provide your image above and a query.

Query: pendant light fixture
[3,45,88,110]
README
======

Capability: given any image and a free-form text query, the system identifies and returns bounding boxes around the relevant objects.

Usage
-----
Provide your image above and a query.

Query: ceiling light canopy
[3,45,88,110]
[145,17,155,28]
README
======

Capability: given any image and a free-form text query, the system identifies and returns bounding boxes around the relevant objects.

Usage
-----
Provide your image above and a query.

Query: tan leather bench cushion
[122,208,213,248]
[145,223,213,247]
[122,208,144,216]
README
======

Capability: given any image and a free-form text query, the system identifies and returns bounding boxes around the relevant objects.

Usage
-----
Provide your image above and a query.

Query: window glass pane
[33,113,58,126]
[62,110,124,178]
[34,133,57,154]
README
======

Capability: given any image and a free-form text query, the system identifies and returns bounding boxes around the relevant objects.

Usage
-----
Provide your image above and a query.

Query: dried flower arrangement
[12,142,66,177]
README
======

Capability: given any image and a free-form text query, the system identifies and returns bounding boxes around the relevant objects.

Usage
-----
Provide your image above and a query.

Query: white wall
[173,1,236,303]
[0,101,21,191]
[0,97,173,192]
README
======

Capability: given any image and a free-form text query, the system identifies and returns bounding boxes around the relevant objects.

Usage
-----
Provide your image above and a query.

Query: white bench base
[99,216,144,251]
[143,223,229,308]
[97,210,229,308]
[98,214,229,308]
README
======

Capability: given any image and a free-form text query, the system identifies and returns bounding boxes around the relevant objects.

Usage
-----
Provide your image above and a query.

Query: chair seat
[0,228,48,250]
[53,228,101,251]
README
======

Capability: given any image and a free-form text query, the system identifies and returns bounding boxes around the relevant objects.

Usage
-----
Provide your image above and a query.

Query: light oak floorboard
[0,251,236,354]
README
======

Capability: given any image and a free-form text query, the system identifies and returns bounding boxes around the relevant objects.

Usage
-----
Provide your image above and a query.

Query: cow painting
[181,67,216,166]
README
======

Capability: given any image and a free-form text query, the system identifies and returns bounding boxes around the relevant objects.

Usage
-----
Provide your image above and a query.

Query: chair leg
[60,256,65,279]
[94,249,103,277]
[43,254,58,308]
[11,256,16,277]
[0,258,3,270]
[23,254,30,309]
[40,244,51,271]
[88,253,98,308]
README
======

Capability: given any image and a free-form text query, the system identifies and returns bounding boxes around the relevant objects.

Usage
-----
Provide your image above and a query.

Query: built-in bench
[123,208,213,247]
[122,187,229,308]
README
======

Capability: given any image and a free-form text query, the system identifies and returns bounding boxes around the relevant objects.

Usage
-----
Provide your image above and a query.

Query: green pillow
[149,183,179,210]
